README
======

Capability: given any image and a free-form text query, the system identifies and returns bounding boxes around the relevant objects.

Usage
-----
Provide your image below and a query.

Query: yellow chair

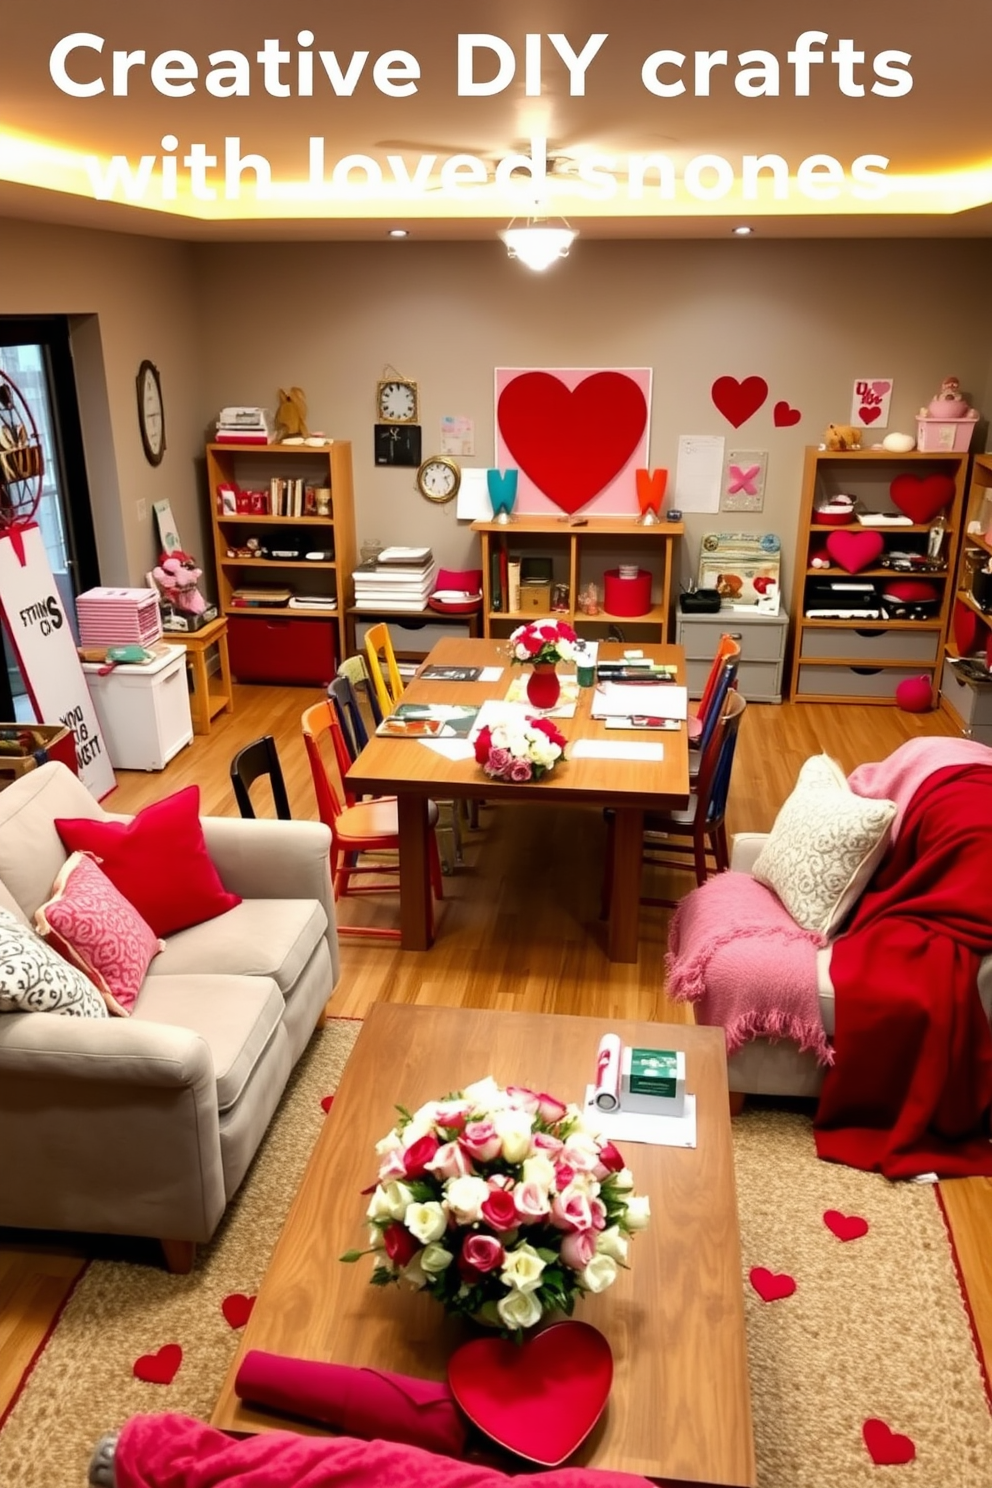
[363,622,405,718]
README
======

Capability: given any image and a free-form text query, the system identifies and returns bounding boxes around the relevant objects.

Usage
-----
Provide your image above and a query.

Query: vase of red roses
[509,619,578,711]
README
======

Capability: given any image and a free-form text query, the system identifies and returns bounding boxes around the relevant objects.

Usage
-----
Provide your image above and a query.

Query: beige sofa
[722,833,992,1097]
[0,763,339,1270]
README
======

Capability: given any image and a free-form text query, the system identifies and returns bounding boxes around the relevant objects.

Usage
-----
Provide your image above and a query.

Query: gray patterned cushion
[0,906,108,1017]
[752,755,896,937]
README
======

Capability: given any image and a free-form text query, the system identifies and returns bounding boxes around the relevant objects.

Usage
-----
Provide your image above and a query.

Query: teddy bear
[152,550,207,615]
[277,387,309,439]
[822,424,862,451]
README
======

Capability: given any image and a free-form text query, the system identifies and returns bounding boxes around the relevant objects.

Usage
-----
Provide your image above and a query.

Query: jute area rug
[2,1017,991,1488]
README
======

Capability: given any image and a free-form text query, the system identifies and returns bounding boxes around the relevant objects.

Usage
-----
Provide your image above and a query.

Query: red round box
[603,569,653,616]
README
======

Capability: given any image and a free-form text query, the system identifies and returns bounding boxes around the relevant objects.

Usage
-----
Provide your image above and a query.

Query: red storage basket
[228,615,336,685]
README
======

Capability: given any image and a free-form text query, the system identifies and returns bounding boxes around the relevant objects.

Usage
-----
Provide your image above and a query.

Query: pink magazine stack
[76,587,163,647]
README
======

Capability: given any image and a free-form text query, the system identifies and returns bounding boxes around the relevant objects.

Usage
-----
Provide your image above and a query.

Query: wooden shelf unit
[471,516,683,642]
[940,452,992,734]
[206,442,356,682]
[789,447,969,707]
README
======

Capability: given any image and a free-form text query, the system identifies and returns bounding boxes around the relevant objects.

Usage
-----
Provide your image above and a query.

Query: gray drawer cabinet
[676,609,789,703]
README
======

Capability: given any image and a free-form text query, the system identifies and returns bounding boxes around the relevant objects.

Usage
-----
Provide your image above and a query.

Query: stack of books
[215,408,276,444]
[76,587,163,647]
[352,547,438,611]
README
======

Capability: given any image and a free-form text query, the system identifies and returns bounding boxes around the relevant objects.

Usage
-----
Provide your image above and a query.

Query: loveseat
[0,762,339,1270]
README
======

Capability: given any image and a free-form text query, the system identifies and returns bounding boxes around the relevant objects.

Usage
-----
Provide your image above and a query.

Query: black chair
[230,735,291,820]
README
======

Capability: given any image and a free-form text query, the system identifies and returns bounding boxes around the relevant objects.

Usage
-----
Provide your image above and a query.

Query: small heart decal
[711,375,768,429]
[858,405,882,425]
[872,381,892,396]
[133,1343,183,1385]
[826,530,884,574]
[890,472,955,525]
[773,400,801,428]
[749,1266,796,1302]
[863,1418,916,1465]
[321,1095,334,1113]
[222,1293,256,1329]
[823,1209,869,1241]
[448,1321,612,1466]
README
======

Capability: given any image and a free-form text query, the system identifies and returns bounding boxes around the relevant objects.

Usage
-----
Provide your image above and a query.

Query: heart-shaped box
[447,1321,613,1466]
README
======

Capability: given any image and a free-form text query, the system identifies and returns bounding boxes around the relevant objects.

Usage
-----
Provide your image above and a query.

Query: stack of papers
[590,682,688,725]
[353,549,438,610]
[215,407,276,444]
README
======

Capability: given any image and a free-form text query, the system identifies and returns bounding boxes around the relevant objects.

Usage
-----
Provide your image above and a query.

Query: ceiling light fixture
[500,217,576,271]
[732,225,754,236]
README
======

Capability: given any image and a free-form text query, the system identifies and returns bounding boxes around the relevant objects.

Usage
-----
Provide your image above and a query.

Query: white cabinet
[82,645,193,771]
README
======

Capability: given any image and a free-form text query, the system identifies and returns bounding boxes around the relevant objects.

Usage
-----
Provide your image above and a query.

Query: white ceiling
[3,0,991,241]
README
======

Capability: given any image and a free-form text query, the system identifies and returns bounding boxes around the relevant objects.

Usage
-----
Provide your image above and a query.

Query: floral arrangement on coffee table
[509,618,578,667]
[473,714,567,782]
[341,1075,651,1335]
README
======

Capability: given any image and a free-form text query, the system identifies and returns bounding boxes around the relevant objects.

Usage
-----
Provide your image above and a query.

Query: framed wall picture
[374,423,422,467]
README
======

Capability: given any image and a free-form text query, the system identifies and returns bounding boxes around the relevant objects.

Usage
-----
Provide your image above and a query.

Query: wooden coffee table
[213,1005,756,1487]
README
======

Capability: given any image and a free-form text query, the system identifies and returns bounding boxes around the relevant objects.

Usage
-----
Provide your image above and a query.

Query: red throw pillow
[56,785,241,938]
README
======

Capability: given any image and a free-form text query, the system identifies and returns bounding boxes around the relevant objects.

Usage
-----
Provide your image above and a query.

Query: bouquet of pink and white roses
[472,713,567,783]
[341,1076,650,1335]
[509,618,578,668]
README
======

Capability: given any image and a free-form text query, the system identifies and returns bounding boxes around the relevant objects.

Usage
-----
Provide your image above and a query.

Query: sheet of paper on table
[470,699,557,737]
[419,739,476,759]
[570,740,664,761]
[479,666,504,682]
[583,1087,697,1147]
[591,683,688,720]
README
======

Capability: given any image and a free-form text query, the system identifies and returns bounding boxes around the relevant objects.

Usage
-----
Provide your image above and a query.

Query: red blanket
[815,765,992,1179]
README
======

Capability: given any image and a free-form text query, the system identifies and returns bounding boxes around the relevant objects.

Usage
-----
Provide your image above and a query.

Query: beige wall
[192,236,992,600]
[2,218,990,610]
[0,217,207,584]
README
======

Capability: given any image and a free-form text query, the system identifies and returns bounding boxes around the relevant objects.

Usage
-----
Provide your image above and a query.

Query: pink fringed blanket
[114,1413,652,1488]
[666,871,831,1064]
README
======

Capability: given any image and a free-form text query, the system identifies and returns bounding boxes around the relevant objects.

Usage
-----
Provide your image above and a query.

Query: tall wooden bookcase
[206,441,355,685]
[789,446,969,706]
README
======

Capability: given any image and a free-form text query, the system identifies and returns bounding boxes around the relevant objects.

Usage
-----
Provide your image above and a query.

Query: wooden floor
[1,682,990,1418]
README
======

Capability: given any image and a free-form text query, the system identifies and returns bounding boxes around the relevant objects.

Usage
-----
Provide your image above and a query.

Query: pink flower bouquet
[341,1076,650,1335]
[472,714,567,782]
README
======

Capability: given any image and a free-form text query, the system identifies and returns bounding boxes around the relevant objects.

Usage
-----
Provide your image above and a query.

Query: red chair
[688,633,741,745]
[301,700,443,940]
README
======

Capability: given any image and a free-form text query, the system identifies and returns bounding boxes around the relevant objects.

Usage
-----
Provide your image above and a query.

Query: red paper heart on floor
[221,1293,256,1329]
[859,405,882,425]
[823,1209,869,1241]
[826,530,884,574]
[447,1321,612,1466]
[133,1343,183,1385]
[863,1418,916,1465]
[321,1094,334,1113]
[773,400,801,428]
[749,1266,797,1302]
[711,375,768,428]
[890,472,955,524]
[498,372,647,515]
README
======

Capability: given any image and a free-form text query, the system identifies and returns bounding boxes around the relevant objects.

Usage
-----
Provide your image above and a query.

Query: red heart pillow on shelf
[825,531,884,574]
[889,473,955,525]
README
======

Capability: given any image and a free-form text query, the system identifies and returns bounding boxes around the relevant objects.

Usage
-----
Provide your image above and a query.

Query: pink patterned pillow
[35,852,164,1016]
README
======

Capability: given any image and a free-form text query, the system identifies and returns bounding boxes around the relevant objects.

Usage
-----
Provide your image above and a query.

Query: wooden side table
[177,617,234,734]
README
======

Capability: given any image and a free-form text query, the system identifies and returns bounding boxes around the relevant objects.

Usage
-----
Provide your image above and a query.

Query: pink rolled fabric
[114,1412,654,1488]
[234,1350,467,1456]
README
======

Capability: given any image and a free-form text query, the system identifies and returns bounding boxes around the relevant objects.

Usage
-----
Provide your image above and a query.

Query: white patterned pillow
[752,755,896,937]
[0,906,108,1017]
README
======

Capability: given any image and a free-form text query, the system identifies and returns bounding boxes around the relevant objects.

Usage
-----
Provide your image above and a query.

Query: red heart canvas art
[496,368,650,515]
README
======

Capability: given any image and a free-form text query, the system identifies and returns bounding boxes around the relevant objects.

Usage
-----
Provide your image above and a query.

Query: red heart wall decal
[823,1209,869,1241]
[858,405,882,425]
[863,1418,916,1465]
[711,376,768,428]
[825,530,884,574]
[133,1343,183,1384]
[773,400,801,428]
[749,1266,797,1302]
[497,373,647,516]
[222,1293,256,1329]
[447,1321,612,1466]
[890,473,955,525]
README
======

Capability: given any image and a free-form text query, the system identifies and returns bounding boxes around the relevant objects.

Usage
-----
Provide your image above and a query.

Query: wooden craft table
[175,616,234,735]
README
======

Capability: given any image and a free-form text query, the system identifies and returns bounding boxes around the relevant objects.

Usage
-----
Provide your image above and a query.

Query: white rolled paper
[593,1034,623,1112]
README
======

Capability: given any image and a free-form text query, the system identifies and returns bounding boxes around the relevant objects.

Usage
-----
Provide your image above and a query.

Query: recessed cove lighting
[732,225,754,236]
[388,228,409,238]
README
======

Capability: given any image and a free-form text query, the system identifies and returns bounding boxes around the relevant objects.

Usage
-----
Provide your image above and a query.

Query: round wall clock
[376,378,419,424]
[136,360,165,466]
[417,455,461,504]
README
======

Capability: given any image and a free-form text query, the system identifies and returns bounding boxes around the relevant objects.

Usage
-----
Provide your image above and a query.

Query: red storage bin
[603,569,653,617]
[228,614,336,685]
